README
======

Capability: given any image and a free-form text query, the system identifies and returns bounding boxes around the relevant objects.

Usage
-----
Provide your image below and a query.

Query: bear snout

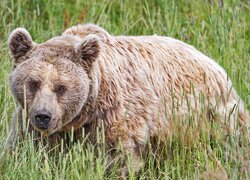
[33,109,52,130]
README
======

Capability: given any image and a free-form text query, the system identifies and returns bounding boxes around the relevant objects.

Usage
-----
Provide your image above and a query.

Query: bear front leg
[117,143,143,177]
[4,106,22,151]
[106,137,144,177]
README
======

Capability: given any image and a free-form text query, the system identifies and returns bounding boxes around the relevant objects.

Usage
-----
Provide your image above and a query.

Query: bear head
[8,28,101,136]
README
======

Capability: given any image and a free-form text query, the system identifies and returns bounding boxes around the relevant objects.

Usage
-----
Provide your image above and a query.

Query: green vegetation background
[0,0,249,179]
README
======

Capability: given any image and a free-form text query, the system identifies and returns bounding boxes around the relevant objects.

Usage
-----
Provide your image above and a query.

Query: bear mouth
[31,118,60,136]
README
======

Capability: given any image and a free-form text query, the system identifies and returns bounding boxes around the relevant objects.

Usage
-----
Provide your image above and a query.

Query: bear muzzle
[33,109,52,130]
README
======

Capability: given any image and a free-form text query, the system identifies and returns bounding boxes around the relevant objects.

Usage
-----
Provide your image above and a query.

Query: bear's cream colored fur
[64,24,249,135]
[7,24,249,174]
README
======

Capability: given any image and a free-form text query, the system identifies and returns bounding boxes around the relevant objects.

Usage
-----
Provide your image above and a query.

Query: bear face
[8,28,101,136]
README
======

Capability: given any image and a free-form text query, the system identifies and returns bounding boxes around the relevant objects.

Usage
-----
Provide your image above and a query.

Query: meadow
[0,0,249,179]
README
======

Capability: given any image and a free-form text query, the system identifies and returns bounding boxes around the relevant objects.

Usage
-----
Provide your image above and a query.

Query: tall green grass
[0,0,249,179]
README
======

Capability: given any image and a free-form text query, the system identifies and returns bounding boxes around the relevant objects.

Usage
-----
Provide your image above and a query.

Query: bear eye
[29,81,40,93]
[55,84,66,95]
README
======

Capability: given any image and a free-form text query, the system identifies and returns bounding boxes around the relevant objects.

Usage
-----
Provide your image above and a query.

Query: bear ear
[75,34,101,68]
[8,28,34,64]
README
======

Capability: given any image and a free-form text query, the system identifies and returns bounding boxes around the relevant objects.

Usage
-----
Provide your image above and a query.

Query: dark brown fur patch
[8,28,33,63]
[77,35,100,68]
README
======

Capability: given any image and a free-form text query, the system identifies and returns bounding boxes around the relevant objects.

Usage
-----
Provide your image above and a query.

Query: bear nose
[34,110,52,130]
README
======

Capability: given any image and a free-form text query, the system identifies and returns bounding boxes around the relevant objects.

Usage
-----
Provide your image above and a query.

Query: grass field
[0,0,249,179]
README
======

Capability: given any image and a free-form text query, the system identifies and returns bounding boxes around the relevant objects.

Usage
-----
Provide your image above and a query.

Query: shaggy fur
[7,24,249,174]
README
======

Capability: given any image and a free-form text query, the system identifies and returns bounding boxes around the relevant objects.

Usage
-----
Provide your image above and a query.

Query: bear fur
[7,24,249,173]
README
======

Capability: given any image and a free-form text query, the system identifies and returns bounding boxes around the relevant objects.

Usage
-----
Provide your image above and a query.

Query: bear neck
[60,40,121,134]
[61,61,101,131]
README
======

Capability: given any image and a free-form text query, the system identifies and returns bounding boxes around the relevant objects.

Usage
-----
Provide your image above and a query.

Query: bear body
[7,24,249,173]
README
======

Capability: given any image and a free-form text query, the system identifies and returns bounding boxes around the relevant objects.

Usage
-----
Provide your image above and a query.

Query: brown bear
[7,24,249,174]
